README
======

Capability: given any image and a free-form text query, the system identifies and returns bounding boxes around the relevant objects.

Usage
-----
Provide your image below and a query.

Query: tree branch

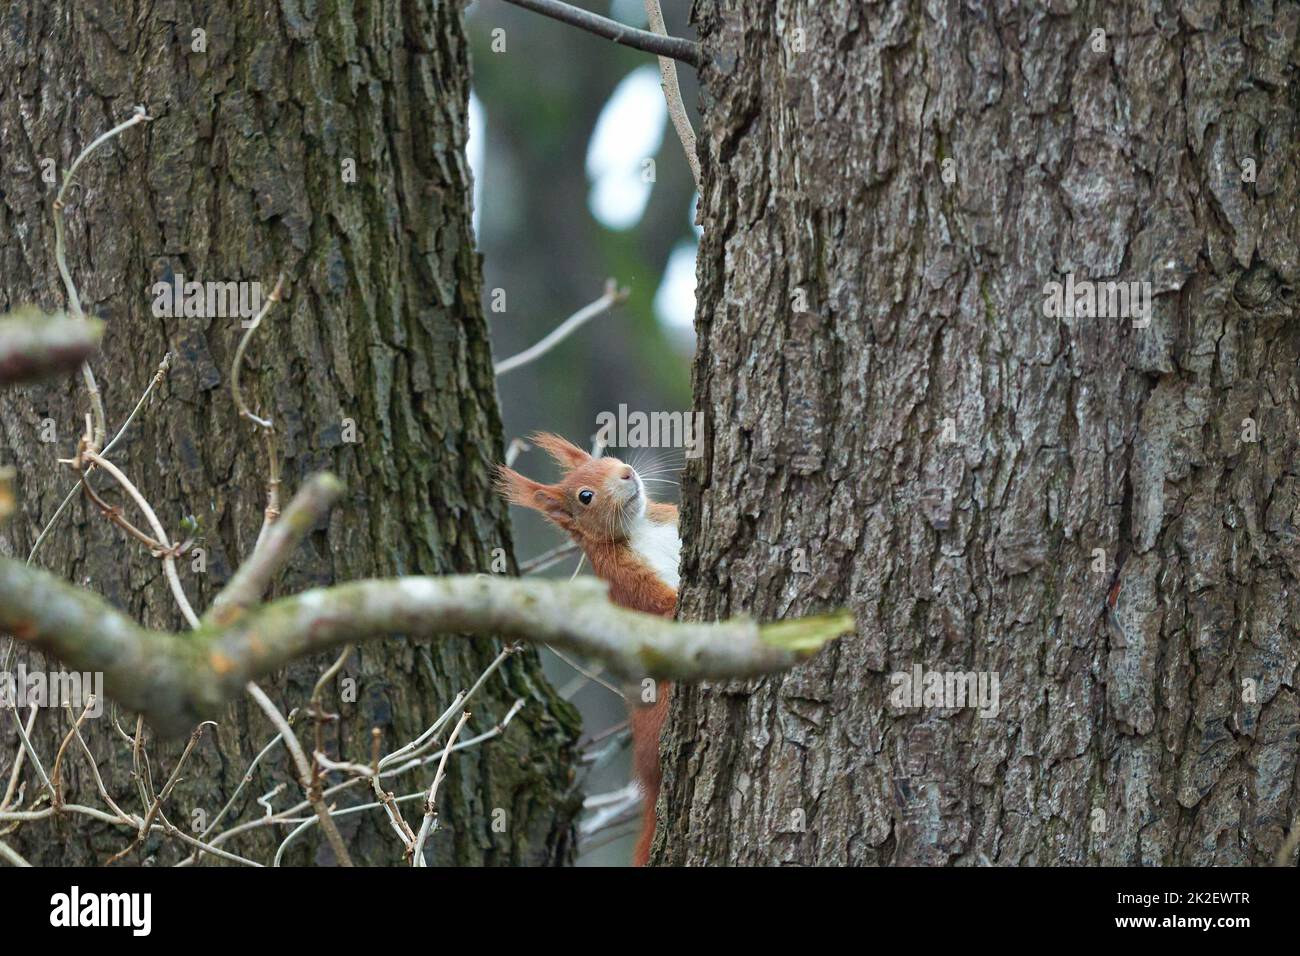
[0,311,103,386]
[0,554,851,737]
[205,472,345,626]
[643,0,701,189]
[493,280,628,376]
[497,0,702,67]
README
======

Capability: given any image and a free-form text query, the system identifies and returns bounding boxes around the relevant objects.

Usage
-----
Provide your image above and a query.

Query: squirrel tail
[629,686,671,866]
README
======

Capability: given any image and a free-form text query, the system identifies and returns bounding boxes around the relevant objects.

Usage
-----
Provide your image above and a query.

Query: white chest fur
[627,516,681,590]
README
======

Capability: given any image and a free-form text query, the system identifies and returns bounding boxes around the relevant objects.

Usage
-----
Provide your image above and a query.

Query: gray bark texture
[658,0,1300,865]
[0,0,580,865]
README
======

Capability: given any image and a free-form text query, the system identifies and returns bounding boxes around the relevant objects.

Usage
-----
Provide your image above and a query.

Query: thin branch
[0,354,171,782]
[48,696,96,808]
[81,448,197,628]
[77,468,165,551]
[519,540,580,575]
[53,105,152,450]
[150,818,262,867]
[23,351,171,570]
[0,838,31,867]
[246,682,355,867]
[104,720,212,865]
[494,280,628,376]
[376,699,525,782]
[62,701,132,822]
[310,645,353,708]
[373,647,512,775]
[644,1,701,189]
[579,781,642,840]
[0,705,38,812]
[230,274,286,548]
[230,275,284,430]
[176,700,528,863]
[498,0,702,67]
[194,731,283,855]
[6,702,51,798]
[131,716,153,814]
[411,710,472,866]
[547,643,625,700]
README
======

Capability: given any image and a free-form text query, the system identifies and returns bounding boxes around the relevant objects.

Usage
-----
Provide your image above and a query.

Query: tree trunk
[0,0,580,865]
[659,0,1300,865]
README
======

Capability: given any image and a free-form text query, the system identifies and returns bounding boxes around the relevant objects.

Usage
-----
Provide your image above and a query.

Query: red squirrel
[496,433,679,866]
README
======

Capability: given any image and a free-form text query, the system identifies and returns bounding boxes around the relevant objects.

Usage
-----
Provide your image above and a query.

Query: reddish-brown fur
[496,433,677,866]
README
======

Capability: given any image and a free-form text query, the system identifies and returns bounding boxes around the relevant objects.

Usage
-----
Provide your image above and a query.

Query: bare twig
[310,646,353,708]
[519,540,580,575]
[131,716,155,815]
[151,818,262,867]
[0,838,31,867]
[497,0,702,66]
[504,438,530,467]
[230,275,286,548]
[377,699,525,781]
[48,696,96,808]
[193,732,283,856]
[245,682,354,867]
[494,280,628,375]
[6,703,52,798]
[23,351,172,570]
[77,467,166,551]
[177,700,528,863]
[0,706,37,813]
[62,701,132,822]
[81,448,197,628]
[230,276,285,430]
[53,105,152,450]
[579,781,642,840]
[547,643,625,699]
[105,720,212,865]
[411,710,472,866]
[644,1,701,189]
[0,353,172,778]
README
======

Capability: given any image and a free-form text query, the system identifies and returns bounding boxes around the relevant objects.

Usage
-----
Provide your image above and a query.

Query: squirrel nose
[620,467,634,480]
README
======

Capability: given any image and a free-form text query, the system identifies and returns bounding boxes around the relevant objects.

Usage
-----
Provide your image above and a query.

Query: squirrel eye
[578,489,594,505]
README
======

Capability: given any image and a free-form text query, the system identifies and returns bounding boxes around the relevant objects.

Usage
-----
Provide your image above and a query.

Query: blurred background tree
[466,0,700,863]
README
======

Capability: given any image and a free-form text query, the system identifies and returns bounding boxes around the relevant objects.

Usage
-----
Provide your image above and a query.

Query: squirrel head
[496,432,646,545]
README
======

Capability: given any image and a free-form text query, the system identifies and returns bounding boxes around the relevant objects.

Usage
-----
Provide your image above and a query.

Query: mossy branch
[0,558,851,736]
[0,310,104,385]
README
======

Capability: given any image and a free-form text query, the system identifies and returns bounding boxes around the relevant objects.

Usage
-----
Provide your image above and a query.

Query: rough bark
[0,0,580,865]
[659,0,1300,865]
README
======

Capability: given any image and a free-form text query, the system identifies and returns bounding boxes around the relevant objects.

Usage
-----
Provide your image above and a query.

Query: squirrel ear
[530,432,592,471]
[495,466,539,507]
[495,466,575,531]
